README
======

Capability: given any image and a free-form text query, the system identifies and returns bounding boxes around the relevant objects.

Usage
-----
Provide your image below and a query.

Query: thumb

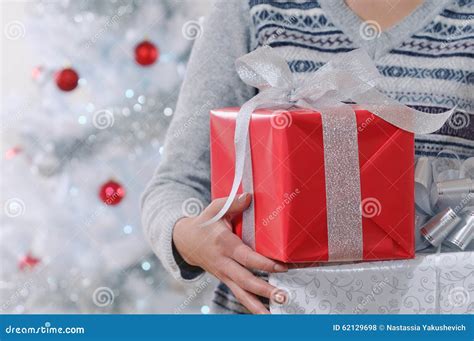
[227,192,252,216]
[205,193,252,218]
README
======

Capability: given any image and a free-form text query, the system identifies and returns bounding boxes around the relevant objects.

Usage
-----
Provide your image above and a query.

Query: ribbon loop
[235,46,293,90]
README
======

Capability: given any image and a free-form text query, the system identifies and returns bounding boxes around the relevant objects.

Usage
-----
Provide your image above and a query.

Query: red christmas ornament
[99,180,125,206]
[55,67,79,91]
[5,146,22,160]
[31,65,44,81]
[134,40,159,66]
[19,253,40,271]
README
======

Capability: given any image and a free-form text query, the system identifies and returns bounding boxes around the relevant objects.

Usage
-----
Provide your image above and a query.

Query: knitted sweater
[141,0,474,314]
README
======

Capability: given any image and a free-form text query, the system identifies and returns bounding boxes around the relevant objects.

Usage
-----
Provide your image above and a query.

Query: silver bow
[204,46,455,261]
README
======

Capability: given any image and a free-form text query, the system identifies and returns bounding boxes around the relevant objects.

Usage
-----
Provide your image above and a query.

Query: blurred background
[1,0,218,314]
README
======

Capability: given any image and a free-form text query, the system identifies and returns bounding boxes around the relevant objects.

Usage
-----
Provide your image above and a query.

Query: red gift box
[210,107,415,263]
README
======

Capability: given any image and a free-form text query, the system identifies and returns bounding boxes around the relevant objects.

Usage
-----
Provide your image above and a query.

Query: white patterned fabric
[270,251,474,314]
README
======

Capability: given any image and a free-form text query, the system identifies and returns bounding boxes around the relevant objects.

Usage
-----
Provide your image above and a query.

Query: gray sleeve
[140,0,254,282]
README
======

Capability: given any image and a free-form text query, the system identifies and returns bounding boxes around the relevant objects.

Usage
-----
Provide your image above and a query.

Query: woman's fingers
[224,279,270,314]
[225,259,283,301]
[204,193,252,218]
[189,193,290,314]
[230,239,288,273]
[225,193,252,219]
[287,261,320,269]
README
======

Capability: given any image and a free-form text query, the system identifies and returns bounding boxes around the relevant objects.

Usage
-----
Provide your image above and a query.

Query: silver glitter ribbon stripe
[202,46,455,261]
[321,107,363,261]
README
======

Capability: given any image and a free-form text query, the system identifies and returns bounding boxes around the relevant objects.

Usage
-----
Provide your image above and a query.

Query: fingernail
[238,193,248,202]
[272,290,288,305]
[273,264,288,272]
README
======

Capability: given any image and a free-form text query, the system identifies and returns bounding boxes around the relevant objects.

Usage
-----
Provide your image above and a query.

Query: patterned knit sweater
[141,0,473,314]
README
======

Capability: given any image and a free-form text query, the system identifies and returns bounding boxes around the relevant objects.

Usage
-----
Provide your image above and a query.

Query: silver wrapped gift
[270,251,473,314]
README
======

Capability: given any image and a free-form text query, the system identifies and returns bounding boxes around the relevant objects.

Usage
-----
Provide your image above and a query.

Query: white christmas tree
[1,0,215,313]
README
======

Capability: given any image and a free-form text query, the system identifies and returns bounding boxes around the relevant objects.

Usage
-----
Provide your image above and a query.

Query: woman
[141,0,473,314]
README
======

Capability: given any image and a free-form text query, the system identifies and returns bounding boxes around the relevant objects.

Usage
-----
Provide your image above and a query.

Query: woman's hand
[173,193,288,314]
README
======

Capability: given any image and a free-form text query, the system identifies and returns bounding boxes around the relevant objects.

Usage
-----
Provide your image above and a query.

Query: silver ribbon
[415,157,434,216]
[204,46,454,261]
[415,156,474,249]
[431,178,474,212]
[420,208,462,247]
[445,210,474,250]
